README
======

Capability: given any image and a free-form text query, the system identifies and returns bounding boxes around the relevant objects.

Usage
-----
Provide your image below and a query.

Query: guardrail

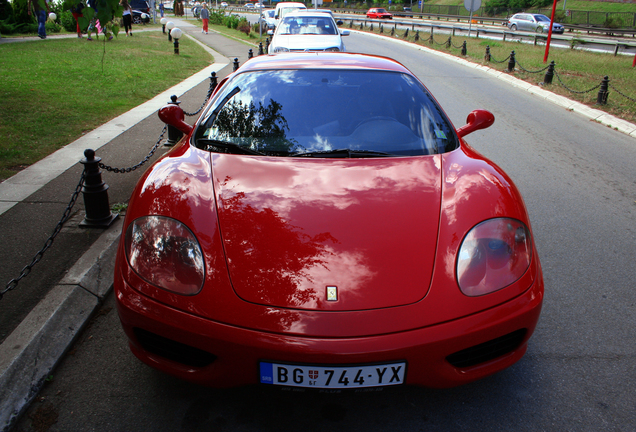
[340,15,636,55]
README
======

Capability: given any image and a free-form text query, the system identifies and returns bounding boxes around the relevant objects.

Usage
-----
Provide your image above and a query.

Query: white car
[220,2,228,6]
[268,11,349,54]
[261,9,276,30]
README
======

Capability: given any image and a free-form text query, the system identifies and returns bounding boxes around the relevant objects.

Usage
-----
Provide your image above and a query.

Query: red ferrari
[114,52,543,390]
[366,7,393,19]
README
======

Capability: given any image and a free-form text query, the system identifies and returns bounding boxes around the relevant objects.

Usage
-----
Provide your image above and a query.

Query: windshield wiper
[198,139,265,156]
[291,149,395,158]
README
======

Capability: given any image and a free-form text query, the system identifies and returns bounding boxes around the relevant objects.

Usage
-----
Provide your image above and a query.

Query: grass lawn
[0,30,212,181]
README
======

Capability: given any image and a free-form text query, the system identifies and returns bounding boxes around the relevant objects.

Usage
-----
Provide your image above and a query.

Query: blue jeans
[37,10,47,38]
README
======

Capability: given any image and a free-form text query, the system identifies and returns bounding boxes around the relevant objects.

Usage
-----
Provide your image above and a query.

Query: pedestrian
[121,0,133,36]
[200,2,209,34]
[159,1,164,17]
[70,0,85,38]
[28,0,49,39]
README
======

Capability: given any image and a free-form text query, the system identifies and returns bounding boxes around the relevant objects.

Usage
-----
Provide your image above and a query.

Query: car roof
[284,10,334,18]
[238,52,411,75]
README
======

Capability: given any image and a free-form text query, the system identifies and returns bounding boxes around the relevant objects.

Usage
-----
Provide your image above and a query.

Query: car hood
[212,155,442,311]
[271,34,343,51]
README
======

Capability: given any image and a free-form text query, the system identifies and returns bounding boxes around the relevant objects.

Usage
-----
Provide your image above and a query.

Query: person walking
[159,1,164,17]
[200,2,209,34]
[121,0,133,36]
[70,0,85,37]
[28,0,49,39]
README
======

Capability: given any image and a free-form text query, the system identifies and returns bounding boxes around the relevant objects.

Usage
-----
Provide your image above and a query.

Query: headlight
[125,216,205,296]
[273,47,290,53]
[456,218,532,297]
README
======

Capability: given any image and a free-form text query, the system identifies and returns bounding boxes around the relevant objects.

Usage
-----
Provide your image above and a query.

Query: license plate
[259,361,406,389]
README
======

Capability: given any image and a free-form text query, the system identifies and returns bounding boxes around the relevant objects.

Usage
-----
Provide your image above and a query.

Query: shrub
[45,19,61,33]
[237,16,250,35]
[224,13,239,29]
[60,9,76,32]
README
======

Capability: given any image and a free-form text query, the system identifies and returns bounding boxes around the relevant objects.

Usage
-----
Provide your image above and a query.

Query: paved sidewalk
[0,20,257,431]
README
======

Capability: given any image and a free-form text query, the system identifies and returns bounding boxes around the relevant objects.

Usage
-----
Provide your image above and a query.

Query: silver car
[507,13,564,34]
[268,11,349,54]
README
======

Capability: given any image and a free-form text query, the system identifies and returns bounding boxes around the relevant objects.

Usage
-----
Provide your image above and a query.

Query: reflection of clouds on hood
[215,156,441,218]
[288,246,376,310]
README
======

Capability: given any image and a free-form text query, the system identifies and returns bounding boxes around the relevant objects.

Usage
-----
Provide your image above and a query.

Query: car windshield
[278,16,337,35]
[534,15,550,22]
[194,69,458,157]
[376,8,387,12]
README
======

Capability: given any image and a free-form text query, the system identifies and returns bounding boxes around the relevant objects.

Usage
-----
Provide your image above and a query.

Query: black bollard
[485,45,491,62]
[233,58,240,72]
[79,149,118,228]
[248,49,253,59]
[164,95,183,147]
[596,76,610,105]
[543,61,555,85]
[210,71,218,92]
[508,51,516,72]
[414,30,419,41]
[258,42,264,55]
[403,28,408,38]
[174,38,179,55]
[461,41,467,56]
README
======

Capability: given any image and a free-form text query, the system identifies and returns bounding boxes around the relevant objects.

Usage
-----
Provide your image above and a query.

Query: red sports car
[366,7,392,19]
[114,52,543,390]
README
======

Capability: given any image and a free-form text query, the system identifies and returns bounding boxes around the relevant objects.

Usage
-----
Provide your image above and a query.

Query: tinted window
[194,69,458,157]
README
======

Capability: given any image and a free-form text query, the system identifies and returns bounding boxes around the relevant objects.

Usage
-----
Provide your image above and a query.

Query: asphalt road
[14,31,636,432]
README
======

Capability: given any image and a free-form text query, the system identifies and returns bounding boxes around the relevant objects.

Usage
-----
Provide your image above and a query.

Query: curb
[0,219,121,432]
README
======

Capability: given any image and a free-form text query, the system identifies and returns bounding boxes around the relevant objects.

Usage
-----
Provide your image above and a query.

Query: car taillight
[456,218,532,296]
[125,216,205,295]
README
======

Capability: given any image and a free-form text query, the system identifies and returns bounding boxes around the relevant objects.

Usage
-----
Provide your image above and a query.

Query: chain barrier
[1,172,86,301]
[490,53,511,64]
[182,76,217,117]
[99,126,167,173]
[553,69,601,95]
[515,61,550,74]
[609,83,636,103]
[429,33,448,46]
[450,39,464,49]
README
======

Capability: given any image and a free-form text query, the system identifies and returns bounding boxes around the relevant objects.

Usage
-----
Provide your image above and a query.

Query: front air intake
[446,329,527,368]
[133,328,217,368]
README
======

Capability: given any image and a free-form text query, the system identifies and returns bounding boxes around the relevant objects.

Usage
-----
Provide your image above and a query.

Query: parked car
[130,0,150,14]
[366,7,392,19]
[268,11,348,53]
[245,3,255,8]
[115,52,544,389]
[274,1,306,25]
[261,9,276,30]
[132,9,150,23]
[220,1,228,6]
[507,13,564,34]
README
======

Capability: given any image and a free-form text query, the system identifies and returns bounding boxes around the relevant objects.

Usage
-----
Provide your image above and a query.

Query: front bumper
[115,268,543,389]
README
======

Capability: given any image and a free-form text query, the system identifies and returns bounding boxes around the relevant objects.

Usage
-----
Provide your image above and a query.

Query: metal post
[485,45,491,62]
[508,50,516,72]
[79,149,118,228]
[164,95,183,146]
[543,61,555,85]
[174,38,179,54]
[404,28,408,38]
[461,40,467,55]
[233,58,240,71]
[248,48,253,59]
[258,42,264,55]
[596,76,609,105]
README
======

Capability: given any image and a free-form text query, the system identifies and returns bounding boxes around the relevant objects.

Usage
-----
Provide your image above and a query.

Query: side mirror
[267,29,274,35]
[456,109,495,138]
[336,20,343,25]
[158,104,193,135]
[340,29,350,36]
